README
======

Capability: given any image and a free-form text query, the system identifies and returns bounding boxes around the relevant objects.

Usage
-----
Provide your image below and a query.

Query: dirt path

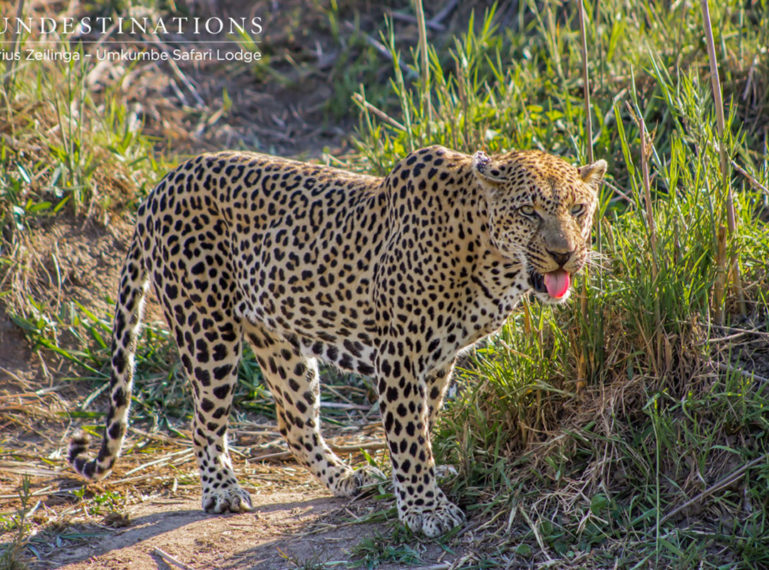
[41,492,403,569]
[0,407,472,569]
[2,459,471,569]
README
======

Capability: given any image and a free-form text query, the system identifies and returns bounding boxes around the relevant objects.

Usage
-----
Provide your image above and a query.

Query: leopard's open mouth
[528,268,572,300]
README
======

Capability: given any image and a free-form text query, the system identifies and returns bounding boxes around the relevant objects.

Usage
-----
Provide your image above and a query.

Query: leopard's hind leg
[244,325,382,496]
[147,207,253,513]
[162,298,252,513]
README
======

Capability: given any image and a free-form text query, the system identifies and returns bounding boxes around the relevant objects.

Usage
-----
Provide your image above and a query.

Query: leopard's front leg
[376,345,465,537]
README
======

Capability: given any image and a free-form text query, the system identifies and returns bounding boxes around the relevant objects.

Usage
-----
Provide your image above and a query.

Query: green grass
[1,51,159,219]
[1,1,768,567]
[349,1,769,566]
[0,477,32,570]
[348,528,422,568]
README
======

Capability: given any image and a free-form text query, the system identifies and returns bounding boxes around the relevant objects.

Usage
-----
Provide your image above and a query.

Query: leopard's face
[473,150,606,304]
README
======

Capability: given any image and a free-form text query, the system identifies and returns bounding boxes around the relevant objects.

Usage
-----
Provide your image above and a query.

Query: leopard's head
[473,149,606,304]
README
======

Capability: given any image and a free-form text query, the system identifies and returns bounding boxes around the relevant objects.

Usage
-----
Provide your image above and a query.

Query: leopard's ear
[578,159,607,191]
[472,151,507,188]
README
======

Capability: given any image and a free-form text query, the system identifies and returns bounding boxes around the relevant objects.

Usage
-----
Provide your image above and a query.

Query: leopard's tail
[69,228,149,481]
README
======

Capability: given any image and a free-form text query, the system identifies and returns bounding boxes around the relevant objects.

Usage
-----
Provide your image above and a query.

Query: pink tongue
[544,270,570,298]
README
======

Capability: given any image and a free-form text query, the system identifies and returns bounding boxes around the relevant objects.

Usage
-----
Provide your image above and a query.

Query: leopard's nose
[547,249,573,267]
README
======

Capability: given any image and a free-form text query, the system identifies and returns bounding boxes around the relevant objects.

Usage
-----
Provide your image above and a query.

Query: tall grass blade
[413,0,432,138]
[700,0,745,317]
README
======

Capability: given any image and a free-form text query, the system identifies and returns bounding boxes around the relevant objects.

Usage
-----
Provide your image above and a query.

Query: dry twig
[152,547,197,570]
[352,93,406,131]
[252,441,386,462]
[660,453,768,524]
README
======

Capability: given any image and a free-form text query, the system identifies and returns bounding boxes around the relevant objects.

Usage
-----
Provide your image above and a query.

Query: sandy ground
[41,493,411,569]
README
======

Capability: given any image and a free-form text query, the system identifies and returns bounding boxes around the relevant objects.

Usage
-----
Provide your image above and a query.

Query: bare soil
[46,493,385,570]
[1,446,473,568]
[0,2,480,568]
[20,475,455,570]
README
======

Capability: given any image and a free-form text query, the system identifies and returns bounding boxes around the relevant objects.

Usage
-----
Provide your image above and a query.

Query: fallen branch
[152,547,196,570]
[715,361,769,384]
[660,453,768,524]
[343,21,411,77]
[252,441,386,462]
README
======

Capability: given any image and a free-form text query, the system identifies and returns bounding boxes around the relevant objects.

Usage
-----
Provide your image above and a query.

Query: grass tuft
[349,528,422,568]
[0,476,33,570]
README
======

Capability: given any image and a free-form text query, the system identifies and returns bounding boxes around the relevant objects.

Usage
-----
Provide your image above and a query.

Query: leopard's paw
[331,465,386,497]
[400,492,465,537]
[202,483,254,514]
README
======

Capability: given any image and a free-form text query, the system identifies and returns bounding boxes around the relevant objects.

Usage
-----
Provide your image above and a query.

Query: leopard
[68,145,606,537]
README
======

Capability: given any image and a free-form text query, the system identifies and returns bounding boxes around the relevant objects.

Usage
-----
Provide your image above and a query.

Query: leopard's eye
[520,205,538,218]
[571,204,586,216]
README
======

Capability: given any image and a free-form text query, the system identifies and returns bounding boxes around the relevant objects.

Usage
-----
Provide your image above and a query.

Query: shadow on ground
[37,493,372,569]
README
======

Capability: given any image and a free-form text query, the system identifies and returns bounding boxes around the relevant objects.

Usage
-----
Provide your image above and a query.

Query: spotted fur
[69,145,605,536]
